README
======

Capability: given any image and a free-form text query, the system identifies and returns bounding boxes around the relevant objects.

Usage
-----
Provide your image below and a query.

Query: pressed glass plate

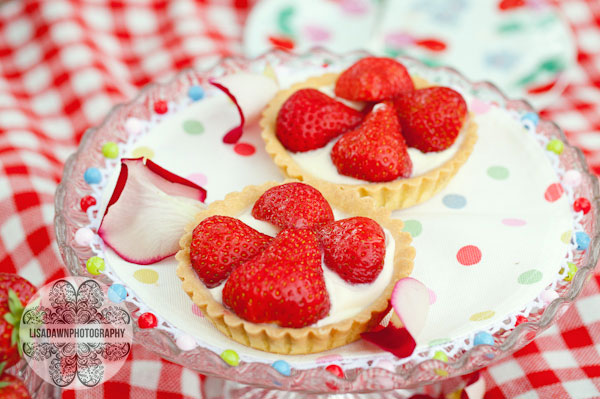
[54,49,599,394]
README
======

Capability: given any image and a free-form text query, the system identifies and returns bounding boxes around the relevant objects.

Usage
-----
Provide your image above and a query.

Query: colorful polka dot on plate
[517,269,543,285]
[84,167,102,184]
[501,218,526,227]
[108,284,127,303]
[487,165,509,180]
[470,310,495,322]
[402,219,422,237]
[442,194,466,209]
[234,142,255,156]
[339,0,369,14]
[544,182,564,202]
[131,146,155,160]
[428,338,450,347]
[303,24,331,42]
[561,230,572,244]
[456,245,482,266]
[429,288,437,305]
[133,269,159,284]
[183,120,205,135]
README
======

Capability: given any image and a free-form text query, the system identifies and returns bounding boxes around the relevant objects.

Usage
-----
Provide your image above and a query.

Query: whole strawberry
[276,88,363,152]
[222,229,330,328]
[0,368,30,399]
[394,86,467,153]
[317,217,386,284]
[335,57,414,102]
[0,274,36,369]
[190,216,273,288]
[252,182,334,230]
[331,102,412,182]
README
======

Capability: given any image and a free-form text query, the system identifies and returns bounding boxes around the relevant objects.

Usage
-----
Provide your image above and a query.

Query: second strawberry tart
[261,57,478,210]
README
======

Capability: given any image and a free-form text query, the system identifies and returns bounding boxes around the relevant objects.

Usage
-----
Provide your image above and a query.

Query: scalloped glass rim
[54,48,600,393]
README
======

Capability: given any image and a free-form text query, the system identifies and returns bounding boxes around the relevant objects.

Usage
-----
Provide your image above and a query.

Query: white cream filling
[286,85,465,184]
[290,129,465,185]
[208,208,395,327]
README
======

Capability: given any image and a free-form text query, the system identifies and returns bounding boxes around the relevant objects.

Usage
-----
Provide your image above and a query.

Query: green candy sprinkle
[547,139,564,155]
[86,257,105,275]
[433,351,448,362]
[221,349,239,366]
[565,262,577,282]
[102,142,119,159]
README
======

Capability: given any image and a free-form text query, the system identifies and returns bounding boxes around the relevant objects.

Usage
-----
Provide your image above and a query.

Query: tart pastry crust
[176,181,415,355]
[260,73,478,209]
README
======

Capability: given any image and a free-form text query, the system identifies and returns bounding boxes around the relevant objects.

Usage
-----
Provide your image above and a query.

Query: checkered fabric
[0,0,599,398]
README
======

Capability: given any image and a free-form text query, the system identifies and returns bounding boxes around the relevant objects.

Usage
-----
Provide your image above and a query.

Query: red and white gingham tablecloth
[1,1,600,398]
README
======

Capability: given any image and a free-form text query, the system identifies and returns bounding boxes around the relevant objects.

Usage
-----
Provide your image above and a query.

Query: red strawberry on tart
[260,57,478,209]
[176,181,415,354]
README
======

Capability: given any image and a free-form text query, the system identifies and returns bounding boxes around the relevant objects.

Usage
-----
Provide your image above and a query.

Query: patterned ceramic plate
[243,0,576,109]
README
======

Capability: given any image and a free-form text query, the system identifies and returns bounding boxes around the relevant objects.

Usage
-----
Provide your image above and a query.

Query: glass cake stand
[54,49,600,398]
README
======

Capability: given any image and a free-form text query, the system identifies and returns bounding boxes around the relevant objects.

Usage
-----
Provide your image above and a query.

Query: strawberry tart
[176,181,415,354]
[261,57,478,209]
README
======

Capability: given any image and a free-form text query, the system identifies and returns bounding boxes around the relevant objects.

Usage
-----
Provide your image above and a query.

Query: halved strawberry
[335,57,414,102]
[222,229,330,328]
[0,274,36,369]
[331,102,412,182]
[276,88,363,152]
[190,216,273,288]
[317,217,386,284]
[252,182,334,230]
[394,86,467,153]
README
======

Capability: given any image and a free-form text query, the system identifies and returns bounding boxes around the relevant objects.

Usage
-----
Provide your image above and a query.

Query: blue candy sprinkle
[188,86,205,101]
[272,360,291,376]
[108,284,127,303]
[575,231,590,250]
[84,167,102,184]
[474,331,494,346]
[521,112,539,127]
